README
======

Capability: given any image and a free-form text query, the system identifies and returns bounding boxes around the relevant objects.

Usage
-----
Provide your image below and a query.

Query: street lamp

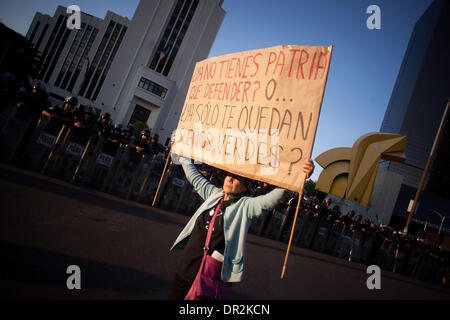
[428,209,447,234]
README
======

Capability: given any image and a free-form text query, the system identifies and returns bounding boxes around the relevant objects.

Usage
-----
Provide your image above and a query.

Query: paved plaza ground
[1,164,449,300]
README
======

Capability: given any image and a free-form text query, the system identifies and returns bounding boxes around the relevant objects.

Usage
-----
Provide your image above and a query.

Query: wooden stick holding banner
[280,188,302,279]
[152,144,173,207]
[281,47,333,279]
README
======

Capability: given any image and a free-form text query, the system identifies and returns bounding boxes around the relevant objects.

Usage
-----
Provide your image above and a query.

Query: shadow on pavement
[0,164,186,229]
[246,237,450,296]
[0,241,171,299]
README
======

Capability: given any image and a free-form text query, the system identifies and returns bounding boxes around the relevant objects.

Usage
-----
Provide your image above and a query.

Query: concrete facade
[379,0,450,226]
[26,6,129,109]
[26,0,226,147]
[97,0,225,145]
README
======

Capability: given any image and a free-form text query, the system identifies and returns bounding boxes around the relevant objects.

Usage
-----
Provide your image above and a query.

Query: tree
[303,180,316,197]
[133,120,149,139]
[0,23,40,88]
[303,179,328,202]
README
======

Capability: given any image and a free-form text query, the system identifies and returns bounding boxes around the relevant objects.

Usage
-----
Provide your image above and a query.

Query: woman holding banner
[168,156,314,300]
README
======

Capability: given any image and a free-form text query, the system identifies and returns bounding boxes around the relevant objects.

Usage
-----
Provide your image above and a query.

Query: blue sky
[0,0,433,180]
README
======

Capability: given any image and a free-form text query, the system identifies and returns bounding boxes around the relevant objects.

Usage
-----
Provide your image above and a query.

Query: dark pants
[168,273,193,300]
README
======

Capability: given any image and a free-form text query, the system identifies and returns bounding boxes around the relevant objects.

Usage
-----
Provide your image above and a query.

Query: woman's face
[223,175,247,195]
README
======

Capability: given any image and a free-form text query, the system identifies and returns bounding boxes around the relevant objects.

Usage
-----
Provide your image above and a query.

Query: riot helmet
[64,96,78,110]
[125,124,134,135]
[32,82,47,94]
[141,128,151,138]
[100,112,111,125]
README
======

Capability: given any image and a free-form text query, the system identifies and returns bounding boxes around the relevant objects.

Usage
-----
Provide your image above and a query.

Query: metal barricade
[152,161,175,208]
[249,207,275,237]
[124,154,149,200]
[185,185,205,216]
[0,102,13,124]
[311,217,333,252]
[377,239,397,270]
[361,233,376,264]
[392,240,411,274]
[0,105,33,163]
[338,227,353,260]
[159,163,196,215]
[323,222,344,256]
[125,152,164,200]
[102,144,142,197]
[405,244,425,278]
[248,210,266,235]
[277,203,299,243]
[263,209,286,240]
[42,126,94,181]
[71,136,116,187]
[443,261,450,288]
[298,212,320,249]
[349,230,363,262]
[97,142,124,192]
[292,212,307,246]
[417,251,444,285]
[133,153,166,203]
[102,145,146,197]
[440,238,450,288]
[22,116,68,173]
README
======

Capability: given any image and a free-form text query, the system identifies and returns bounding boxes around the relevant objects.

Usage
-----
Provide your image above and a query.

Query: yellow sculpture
[315,133,407,206]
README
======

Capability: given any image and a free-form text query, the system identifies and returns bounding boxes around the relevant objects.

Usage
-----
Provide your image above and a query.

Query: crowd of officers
[190,168,450,288]
[1,82,166,164]
[278,194,449,287]
[2,82,449,288]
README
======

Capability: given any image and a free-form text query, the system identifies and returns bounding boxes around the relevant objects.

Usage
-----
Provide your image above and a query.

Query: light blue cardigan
[170,157,286,282]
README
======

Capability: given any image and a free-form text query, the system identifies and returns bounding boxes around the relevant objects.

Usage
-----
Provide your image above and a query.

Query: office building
[26,0,226,146]
[26,6,129,106]
[379,0,450,229]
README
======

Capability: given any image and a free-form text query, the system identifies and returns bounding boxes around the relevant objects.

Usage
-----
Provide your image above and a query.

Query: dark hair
[227,173,250,188]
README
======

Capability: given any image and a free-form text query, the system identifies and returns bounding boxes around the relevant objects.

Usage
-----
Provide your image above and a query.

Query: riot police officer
[121,124,134,145]
[94,112,112,139]
[73,105,96,131]
[148,136,159,155]
[16,82,50,117]
[107,123,124,144]
[12,82,51,162]
[133,128,151,155]
[148,134,166,155]
[43,96,78,123]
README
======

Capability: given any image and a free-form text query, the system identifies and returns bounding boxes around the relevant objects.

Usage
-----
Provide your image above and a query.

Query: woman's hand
[302,158,315,179]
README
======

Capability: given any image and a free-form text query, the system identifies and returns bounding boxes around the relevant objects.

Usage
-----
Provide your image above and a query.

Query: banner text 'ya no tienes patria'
[172,44,332,192]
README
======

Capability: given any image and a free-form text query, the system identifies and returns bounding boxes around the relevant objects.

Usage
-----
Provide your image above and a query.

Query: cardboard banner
[172,45,332,192]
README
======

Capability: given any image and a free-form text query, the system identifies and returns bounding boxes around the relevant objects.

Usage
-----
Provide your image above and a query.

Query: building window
[148,0,199,76]
[29,21,40,43]
[92,26,127,101]
[67,27,99,93]
[85,22,122,99]
[43,27,71,83]
[79,20,126,101]
[38,15,65,80]
[79,20,115,97]
[137,77,168,99]
[54,24,86,88]
[35,23,49,51]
